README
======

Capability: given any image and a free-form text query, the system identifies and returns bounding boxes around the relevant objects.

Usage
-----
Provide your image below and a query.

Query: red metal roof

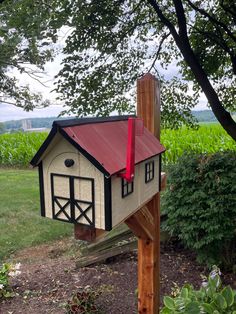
[62,120,165,176]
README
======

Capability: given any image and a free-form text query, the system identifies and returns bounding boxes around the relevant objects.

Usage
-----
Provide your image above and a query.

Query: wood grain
[126,73,161,314]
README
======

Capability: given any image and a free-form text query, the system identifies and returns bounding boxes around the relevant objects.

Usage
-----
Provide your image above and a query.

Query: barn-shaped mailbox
[31,116,165,231]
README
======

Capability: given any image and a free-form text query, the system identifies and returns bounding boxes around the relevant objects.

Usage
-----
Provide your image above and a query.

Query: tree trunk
[176,39,236,141]
[148,0,236,141]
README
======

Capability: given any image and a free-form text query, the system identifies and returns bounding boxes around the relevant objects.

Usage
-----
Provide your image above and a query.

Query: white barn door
[51,173,95,226]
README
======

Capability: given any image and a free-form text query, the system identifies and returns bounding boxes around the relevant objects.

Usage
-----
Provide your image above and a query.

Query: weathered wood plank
[161,172,167,191]
[125,206,155,240]
[76,240,137,268]
[85,227,135,254]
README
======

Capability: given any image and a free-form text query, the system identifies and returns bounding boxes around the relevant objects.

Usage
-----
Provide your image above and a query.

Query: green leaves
[0,263,14,299]
[162,151,236,270]
[222,287,235,308]
[0,0,59,109]
[164,296,176,310]
[161,268,236,313]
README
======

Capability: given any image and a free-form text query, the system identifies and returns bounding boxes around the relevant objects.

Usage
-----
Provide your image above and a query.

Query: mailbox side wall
[41,134,105,229]
[111,155,160,227]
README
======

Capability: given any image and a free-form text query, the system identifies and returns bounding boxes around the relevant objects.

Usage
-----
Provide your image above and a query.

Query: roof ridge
[53,115,136,128]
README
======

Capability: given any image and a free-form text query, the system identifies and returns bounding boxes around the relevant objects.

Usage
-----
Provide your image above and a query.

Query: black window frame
[145,160,155,183]
[121,178,134,198]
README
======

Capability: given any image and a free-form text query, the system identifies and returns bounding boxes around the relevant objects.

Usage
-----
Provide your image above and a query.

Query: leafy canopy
[0,0,63,110]
[52,0,236,135]
[1,0,236,135]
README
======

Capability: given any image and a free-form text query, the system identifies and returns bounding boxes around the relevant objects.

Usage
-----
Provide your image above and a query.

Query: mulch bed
[1,240,236,314]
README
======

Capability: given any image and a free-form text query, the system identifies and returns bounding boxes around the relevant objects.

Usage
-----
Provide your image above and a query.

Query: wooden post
[125,73,161,314]
[74,224,106,242]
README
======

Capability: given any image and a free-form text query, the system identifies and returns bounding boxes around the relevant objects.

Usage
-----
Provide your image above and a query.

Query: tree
[0,0,63,110]
[52,0,236,139]
[1,1,236,139]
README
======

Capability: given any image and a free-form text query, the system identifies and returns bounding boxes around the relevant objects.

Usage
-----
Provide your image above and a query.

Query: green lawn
[0,169,73,260]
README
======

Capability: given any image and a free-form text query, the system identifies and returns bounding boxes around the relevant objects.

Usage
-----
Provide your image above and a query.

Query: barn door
[51,173,95,226]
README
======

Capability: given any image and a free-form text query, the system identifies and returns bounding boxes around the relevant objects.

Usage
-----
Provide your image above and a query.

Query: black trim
[145,160,155,183]
[30,115,135,167]
[104,175,112,231]
[159,154,162,191]
[121,178,134,198]
[70,176,75,221]
[53,115,135,128]
[30,126,57,166]
[51,173,95,226]
[59,128,110,176]
[38,162,45,217]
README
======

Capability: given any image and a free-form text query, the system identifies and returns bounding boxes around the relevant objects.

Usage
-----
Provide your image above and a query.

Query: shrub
[0,263,21,299]
[162,151,236,270]
[161,266,236,313]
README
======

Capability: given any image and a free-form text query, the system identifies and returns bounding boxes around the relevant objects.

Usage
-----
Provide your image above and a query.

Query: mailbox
[30,116,165,231]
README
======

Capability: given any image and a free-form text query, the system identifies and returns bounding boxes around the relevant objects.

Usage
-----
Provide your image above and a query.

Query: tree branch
[147,32,171,72]
[147,0,236,140]
[219,1,236,21]
[173,0,188,39]
[147,0,179,40]
[186,0,236,43]
[191,25,235,55]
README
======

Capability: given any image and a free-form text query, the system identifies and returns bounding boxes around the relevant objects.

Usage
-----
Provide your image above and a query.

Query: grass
[0,169,73,260]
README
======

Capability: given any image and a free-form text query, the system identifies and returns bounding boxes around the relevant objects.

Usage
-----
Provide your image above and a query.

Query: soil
[1,238,236,314]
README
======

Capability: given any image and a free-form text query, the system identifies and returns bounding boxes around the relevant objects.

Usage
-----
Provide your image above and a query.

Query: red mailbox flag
[118,117,144,182]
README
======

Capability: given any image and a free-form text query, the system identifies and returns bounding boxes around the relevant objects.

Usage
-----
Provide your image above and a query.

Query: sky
[0,42,208,123]
[0,64,208,122]
[0,56,65,122]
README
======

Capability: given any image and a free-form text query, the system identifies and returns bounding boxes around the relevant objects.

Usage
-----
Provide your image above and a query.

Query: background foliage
[1,0,236,137]
[162,151,236,270]
[0,0,59,109]
[161,266,236,313]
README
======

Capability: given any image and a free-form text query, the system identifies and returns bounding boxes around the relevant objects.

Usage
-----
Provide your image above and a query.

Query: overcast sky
[0,47,208,123]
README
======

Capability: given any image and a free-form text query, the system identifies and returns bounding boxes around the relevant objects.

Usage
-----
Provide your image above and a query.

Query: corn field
[161,124,235,164]
[0,124,235,167]
[0,132,47,167]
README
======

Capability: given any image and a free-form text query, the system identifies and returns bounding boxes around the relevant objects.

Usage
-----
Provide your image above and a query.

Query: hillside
[191,110,217,122]
[2,110,220,131]
[3,116,68,130]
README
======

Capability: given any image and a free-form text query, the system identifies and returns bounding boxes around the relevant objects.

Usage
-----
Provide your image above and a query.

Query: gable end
[59,128,110,177]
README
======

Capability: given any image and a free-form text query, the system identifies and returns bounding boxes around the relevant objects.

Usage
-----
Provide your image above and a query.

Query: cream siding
[42,134,105,229]
[111,155,160,227]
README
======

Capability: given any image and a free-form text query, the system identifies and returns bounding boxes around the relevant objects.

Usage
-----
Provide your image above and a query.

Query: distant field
[0,169,73,260]
[0,132,47,167]
[161,123,235,164]
[0,124,235,167]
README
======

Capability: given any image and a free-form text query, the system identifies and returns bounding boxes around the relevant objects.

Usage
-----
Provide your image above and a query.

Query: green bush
[161,266,236,313]
[162,151,236,270]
